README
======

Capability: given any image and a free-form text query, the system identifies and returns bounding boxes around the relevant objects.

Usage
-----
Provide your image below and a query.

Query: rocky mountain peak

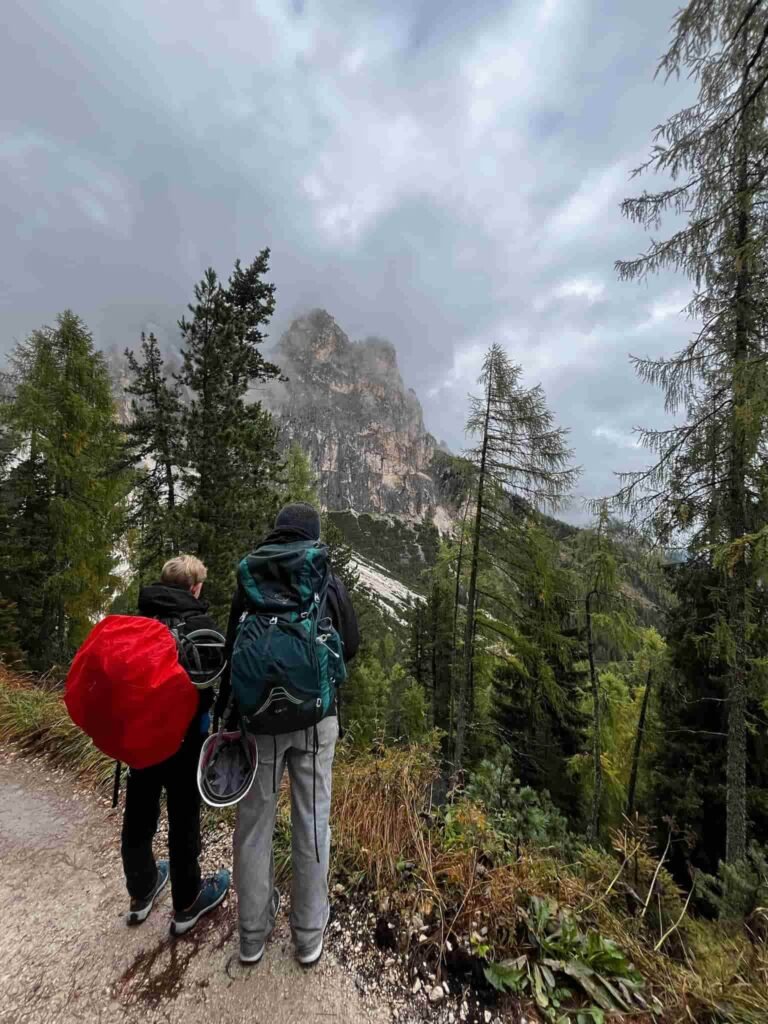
[266,310,448,522]
[280,309,346,364]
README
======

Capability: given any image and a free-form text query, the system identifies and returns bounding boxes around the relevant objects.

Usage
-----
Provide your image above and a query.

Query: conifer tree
[429,574,455,739]
[177,254,282,615]
[625,631,667,820]
[0,413,28,664]
[490,520,585,810]
[282,441,319,505]
[323,515,359,594]
[580,506,639,840]
[124,332,184,580]
[608,1,768,863]
[0,313,128,667]
[651,559,768,879]
[454,344,579,769]
[407,564,455,747]
[408,598,430,691]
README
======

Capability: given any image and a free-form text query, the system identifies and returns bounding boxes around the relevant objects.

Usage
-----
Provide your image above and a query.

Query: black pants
[121,730,204,912]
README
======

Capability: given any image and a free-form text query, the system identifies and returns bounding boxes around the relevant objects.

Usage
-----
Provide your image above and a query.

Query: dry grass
[326,738,768,1023]
[2,666,767,1022]
[0,664,114,790]
[332,744,439,888]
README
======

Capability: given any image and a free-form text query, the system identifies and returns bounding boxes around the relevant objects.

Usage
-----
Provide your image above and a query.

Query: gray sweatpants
[234,715,338,958]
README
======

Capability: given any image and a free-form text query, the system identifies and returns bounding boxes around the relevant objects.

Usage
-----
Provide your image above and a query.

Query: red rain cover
[65,615,197,769]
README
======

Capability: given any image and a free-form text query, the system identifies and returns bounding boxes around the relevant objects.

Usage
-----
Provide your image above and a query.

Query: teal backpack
[231,539,347,735]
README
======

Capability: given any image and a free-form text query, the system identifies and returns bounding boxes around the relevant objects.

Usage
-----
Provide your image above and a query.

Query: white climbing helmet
[197,727,258,808]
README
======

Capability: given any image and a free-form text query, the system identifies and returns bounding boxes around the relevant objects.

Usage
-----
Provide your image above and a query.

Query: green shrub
[466,753,575,854]
[697,844,768,921]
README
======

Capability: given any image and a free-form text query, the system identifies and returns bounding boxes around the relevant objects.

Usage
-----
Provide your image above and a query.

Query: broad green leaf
[563,968,618,1011]
[596,974,633,1011]
[532,964,550,1008]
[540,963,557,990]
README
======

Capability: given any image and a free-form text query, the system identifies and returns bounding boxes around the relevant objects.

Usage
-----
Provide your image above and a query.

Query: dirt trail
[0,750,391,1024]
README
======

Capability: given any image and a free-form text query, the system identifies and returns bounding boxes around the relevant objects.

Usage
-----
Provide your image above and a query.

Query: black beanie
[274,501,321,540]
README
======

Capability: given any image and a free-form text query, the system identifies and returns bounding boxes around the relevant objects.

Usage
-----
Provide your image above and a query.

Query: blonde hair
[160,555,208,590]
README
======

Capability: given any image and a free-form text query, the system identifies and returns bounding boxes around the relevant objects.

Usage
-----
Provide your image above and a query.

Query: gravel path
[0,749,391,1024]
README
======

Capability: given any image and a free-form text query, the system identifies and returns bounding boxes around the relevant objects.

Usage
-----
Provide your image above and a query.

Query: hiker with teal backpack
[214,503,359,968]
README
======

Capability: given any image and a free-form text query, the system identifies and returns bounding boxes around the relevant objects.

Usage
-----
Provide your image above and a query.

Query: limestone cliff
[265,310,444,520]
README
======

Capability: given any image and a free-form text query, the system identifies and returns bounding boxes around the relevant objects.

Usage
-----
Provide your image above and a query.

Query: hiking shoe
[126,861,169,926]
[170,869,230,937]
[240,888,281,965]
[296,909,330,968]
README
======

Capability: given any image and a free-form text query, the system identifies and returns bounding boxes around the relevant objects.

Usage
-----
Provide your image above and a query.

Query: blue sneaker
[170,869,230,937]
[126,861,169,926]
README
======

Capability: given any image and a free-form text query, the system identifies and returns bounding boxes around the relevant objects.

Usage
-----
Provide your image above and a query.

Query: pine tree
[449,495,473,745]
[0,410,29,665]
[427,571,455,743]
[407,597,430,693]
[406,562,455,749]
[650,559,768,880]
[491,520,586,812]
[608,1,768,864]
[453,344,580,770]
[343,632,399,746]
[282,442,319,505]
[0,598,23,665]
[580,506,639,840]
[177,255,282,616]
[124,332,184,580]
[0,313,129,668]
[626,668,654,821]
[323,514,359,594]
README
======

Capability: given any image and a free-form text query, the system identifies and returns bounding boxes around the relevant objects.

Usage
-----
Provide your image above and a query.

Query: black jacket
[138,583,221,729]
[215,529,360,721]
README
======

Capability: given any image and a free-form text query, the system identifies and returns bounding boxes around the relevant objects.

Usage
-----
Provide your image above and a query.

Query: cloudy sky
[2,0,695,517]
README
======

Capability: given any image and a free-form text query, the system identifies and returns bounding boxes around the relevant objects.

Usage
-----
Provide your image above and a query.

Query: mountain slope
[351,553,423,625]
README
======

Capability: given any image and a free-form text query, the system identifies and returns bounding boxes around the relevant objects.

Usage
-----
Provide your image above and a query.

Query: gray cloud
[2,0,696,519]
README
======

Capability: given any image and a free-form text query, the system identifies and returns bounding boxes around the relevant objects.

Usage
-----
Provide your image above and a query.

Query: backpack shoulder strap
[154,608,198,633]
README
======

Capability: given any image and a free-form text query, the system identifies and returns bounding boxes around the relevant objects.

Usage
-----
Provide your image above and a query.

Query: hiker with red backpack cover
[65,555,230,934]
[214,502,360,968]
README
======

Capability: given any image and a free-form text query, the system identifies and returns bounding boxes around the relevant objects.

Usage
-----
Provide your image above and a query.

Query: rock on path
[0,751,390,1024]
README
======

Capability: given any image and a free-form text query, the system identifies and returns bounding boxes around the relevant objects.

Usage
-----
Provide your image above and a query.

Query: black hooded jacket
[138,583,221,728]
[214,527,360,722]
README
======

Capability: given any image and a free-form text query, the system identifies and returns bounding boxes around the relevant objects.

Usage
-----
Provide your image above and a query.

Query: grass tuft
[0,663,115,791]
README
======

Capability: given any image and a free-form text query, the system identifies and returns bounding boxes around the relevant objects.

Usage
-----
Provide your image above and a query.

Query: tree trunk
[449,495,471,747]
[586,589,602,842]
[454,357,494,770]
[626,669,654,819]
[165,459,176,511]
[725,67,752,867]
